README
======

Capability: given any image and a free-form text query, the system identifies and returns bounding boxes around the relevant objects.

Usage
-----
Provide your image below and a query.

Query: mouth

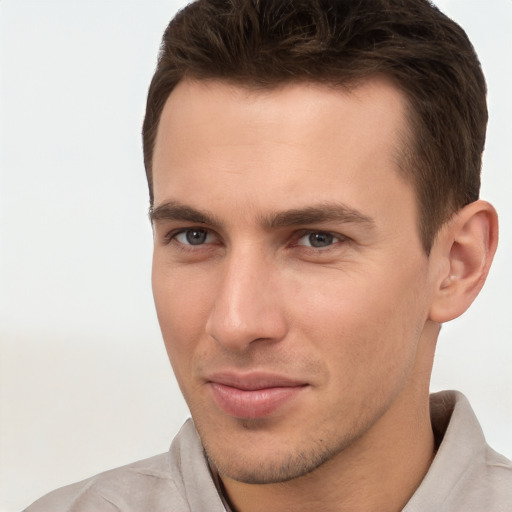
[206,372,308,419]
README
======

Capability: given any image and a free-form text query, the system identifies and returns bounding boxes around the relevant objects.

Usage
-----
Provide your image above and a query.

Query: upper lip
[206,371,307,391]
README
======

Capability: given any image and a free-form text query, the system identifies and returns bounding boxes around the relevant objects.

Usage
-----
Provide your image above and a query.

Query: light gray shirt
[24,391,512,511]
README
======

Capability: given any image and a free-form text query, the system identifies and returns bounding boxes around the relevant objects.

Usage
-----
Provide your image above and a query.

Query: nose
[205,249,288,351]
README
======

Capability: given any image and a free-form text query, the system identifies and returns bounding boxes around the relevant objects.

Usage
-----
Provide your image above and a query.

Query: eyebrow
[150,200,375,230]
[266,204,375,229]
[150,201,222,226]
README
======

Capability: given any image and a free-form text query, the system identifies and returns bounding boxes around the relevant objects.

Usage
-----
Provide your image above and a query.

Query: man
[25,0,511,510]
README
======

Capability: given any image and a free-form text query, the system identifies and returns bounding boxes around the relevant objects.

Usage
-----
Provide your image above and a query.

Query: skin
[150,78,498,512]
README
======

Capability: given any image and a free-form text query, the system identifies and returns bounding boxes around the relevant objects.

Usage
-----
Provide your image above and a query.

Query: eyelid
[293,229,348,248]
[164,226,218,245]
[295,229,346,239]
[161,226,349,250]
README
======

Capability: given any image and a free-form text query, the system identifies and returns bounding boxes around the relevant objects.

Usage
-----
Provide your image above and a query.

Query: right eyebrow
[149,200,222,227]
[264,203,375,229]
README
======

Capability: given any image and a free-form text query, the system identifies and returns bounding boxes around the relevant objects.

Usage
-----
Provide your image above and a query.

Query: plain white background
[0,1,511,511]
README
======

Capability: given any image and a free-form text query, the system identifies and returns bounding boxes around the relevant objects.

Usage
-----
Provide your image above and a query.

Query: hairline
[147,73,433,250]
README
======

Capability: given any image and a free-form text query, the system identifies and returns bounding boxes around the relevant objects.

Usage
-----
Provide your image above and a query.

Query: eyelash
[293,230,347,249]
[164,227,348,252]
[163,228,212,245]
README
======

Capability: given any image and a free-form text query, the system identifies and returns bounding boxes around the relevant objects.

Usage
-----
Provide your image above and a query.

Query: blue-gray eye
[308,232,334,247]
[175,229,209,245]
[297,232,339,248]
[186,229,208,245]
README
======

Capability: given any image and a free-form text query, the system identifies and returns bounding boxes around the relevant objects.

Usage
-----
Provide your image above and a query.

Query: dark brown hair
[142,0,487,252]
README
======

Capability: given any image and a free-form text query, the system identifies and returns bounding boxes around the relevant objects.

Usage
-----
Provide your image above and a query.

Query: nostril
[205,300,288,351]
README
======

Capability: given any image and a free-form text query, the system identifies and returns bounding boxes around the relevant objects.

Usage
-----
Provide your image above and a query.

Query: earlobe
[428,200,498,324]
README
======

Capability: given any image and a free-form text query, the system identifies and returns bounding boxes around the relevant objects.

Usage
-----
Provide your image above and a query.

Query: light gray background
[1,1,511,511]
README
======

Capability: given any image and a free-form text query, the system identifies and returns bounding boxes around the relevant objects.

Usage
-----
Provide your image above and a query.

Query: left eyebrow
[263,203,375,230]
[149,201,223,227]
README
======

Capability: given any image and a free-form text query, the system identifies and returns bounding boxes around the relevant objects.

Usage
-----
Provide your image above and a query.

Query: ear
[428,200,498,323]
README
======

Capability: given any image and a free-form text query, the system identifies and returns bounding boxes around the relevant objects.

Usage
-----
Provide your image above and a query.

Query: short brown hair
[142,0,487,252]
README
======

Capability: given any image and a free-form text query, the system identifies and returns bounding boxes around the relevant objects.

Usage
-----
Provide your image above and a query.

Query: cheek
[290,264,429,379]
[152,260,214,370]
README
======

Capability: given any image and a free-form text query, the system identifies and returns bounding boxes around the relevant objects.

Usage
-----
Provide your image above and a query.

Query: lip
[206,372,308,419]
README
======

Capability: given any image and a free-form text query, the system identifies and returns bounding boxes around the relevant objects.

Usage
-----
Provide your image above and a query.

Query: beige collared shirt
[25,391,512,511]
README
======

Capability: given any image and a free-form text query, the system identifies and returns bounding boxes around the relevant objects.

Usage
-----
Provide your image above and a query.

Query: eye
[173,228,214,246]
[296,232,343,248]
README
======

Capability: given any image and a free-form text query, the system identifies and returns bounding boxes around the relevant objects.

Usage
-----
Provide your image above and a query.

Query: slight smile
[206,372,309,419]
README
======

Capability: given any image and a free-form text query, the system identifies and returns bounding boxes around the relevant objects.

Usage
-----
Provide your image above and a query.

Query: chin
[204,431,350,485]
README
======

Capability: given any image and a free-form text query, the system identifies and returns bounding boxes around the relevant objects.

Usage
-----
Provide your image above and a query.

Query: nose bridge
[205,244,286,350]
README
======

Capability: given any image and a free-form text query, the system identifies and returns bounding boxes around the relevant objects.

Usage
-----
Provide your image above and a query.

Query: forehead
[152,77,416,227]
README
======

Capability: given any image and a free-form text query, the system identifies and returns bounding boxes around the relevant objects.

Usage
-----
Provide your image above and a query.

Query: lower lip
[208,383,306,419]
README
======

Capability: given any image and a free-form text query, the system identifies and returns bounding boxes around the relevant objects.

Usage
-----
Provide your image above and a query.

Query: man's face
[151,78,438,483]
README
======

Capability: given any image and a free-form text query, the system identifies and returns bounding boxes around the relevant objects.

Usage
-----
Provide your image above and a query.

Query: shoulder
[440,390,512,508]
[405,391,512,512]
[439,442,512,512]
[481,445,512,507]
[24,419,225,512]
[23,452,187,512]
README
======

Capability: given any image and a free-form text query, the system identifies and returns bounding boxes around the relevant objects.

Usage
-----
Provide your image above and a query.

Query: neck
[217,330,437,512]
